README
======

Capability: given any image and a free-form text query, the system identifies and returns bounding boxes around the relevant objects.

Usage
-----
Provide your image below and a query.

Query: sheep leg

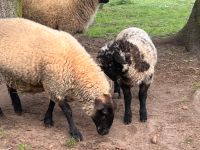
[0,107,4,117]
[59,101,83,141]
[44,100,55,127]
[7,86,22,115]
[121,83,132,124]
[139,82,150,122]
[114,81,121,99]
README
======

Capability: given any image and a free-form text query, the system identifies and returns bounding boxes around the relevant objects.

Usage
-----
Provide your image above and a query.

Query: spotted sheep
[97,27,157,124]
[0,18,115,141]
[22,0,109,34]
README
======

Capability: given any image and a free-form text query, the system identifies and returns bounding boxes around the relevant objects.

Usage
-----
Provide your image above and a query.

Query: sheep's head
[92,94,115,135]
[99,0,109,3]
[97,40,130,82]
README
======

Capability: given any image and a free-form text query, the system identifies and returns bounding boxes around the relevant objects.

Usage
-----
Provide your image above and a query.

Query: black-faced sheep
[97,27,157,124]
[22,0,109,34]
[0,18,115,141]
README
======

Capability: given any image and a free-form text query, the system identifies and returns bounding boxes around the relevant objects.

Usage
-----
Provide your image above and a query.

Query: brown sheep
[23,0,109,34]
[0,18,115,141]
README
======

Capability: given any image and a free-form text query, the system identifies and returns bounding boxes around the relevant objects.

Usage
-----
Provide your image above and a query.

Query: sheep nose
[101,129,109,135]
[97,127,109,135]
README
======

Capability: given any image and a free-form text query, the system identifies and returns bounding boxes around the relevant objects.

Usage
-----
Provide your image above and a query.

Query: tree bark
[153,0,200,52]
[175,0,200,51]
[0,0,22,18]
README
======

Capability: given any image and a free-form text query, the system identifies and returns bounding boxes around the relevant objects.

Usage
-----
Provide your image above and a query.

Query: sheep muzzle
[92,96,115,135]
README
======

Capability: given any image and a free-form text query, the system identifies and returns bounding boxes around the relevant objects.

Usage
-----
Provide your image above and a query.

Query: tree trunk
[0,0,22,18]
[153,0,200,52]
[175,0,200,51]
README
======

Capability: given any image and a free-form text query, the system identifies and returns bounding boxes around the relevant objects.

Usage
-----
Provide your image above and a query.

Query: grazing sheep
[22,0,109,34]
[0,18,115,140]
[8,0,109,114]
[97,27,157,124]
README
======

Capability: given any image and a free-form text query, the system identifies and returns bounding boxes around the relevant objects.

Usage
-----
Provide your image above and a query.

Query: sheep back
[116,27,157,85]
[22,0,100,34]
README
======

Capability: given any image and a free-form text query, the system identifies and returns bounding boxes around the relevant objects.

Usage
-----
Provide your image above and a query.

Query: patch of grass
[17,0,23,17]
[86,0,195,37]
[18,143,31,150]
[65,137,77,149]
[185,137,193,145]
[180,96,188,101]
[111,0,133,5]
[0,128,7,138]
[192,81,200,92]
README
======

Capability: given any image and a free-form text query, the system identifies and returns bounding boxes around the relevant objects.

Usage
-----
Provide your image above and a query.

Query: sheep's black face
[103,61,123,81]
[92,106,114,135]
[97,47,124,81]
[92,95,115,135]
[97,41,129,82]
[99,0,109,4]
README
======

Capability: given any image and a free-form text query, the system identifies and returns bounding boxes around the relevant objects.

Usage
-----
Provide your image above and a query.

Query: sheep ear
[95,99,104,110]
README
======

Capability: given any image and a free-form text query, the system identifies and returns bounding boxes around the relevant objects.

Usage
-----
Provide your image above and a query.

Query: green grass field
[86,0,195,38]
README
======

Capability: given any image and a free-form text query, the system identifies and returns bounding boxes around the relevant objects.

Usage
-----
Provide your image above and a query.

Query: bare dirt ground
[0,36,200,150]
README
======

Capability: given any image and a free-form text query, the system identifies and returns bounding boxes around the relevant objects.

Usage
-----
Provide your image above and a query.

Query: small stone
[151,134,158,144]
[182,106,188,110]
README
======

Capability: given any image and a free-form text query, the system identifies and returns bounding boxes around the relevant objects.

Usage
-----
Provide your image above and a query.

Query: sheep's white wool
[116,27,157,85]
[0,18,111,116]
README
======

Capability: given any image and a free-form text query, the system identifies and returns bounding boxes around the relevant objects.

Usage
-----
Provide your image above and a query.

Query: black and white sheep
[97,27,157,124]
[22,0,109,34]
[0,18,115,140]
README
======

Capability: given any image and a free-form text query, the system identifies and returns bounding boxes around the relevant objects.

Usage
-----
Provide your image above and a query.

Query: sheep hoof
[0,113,4,118]
[123,113,132,124]
[44,118,54,128]
[14,109,22,116]
[70,130,83,141]
[140,111,147,122]
[0,109,4,118]
[0,114,6,120]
